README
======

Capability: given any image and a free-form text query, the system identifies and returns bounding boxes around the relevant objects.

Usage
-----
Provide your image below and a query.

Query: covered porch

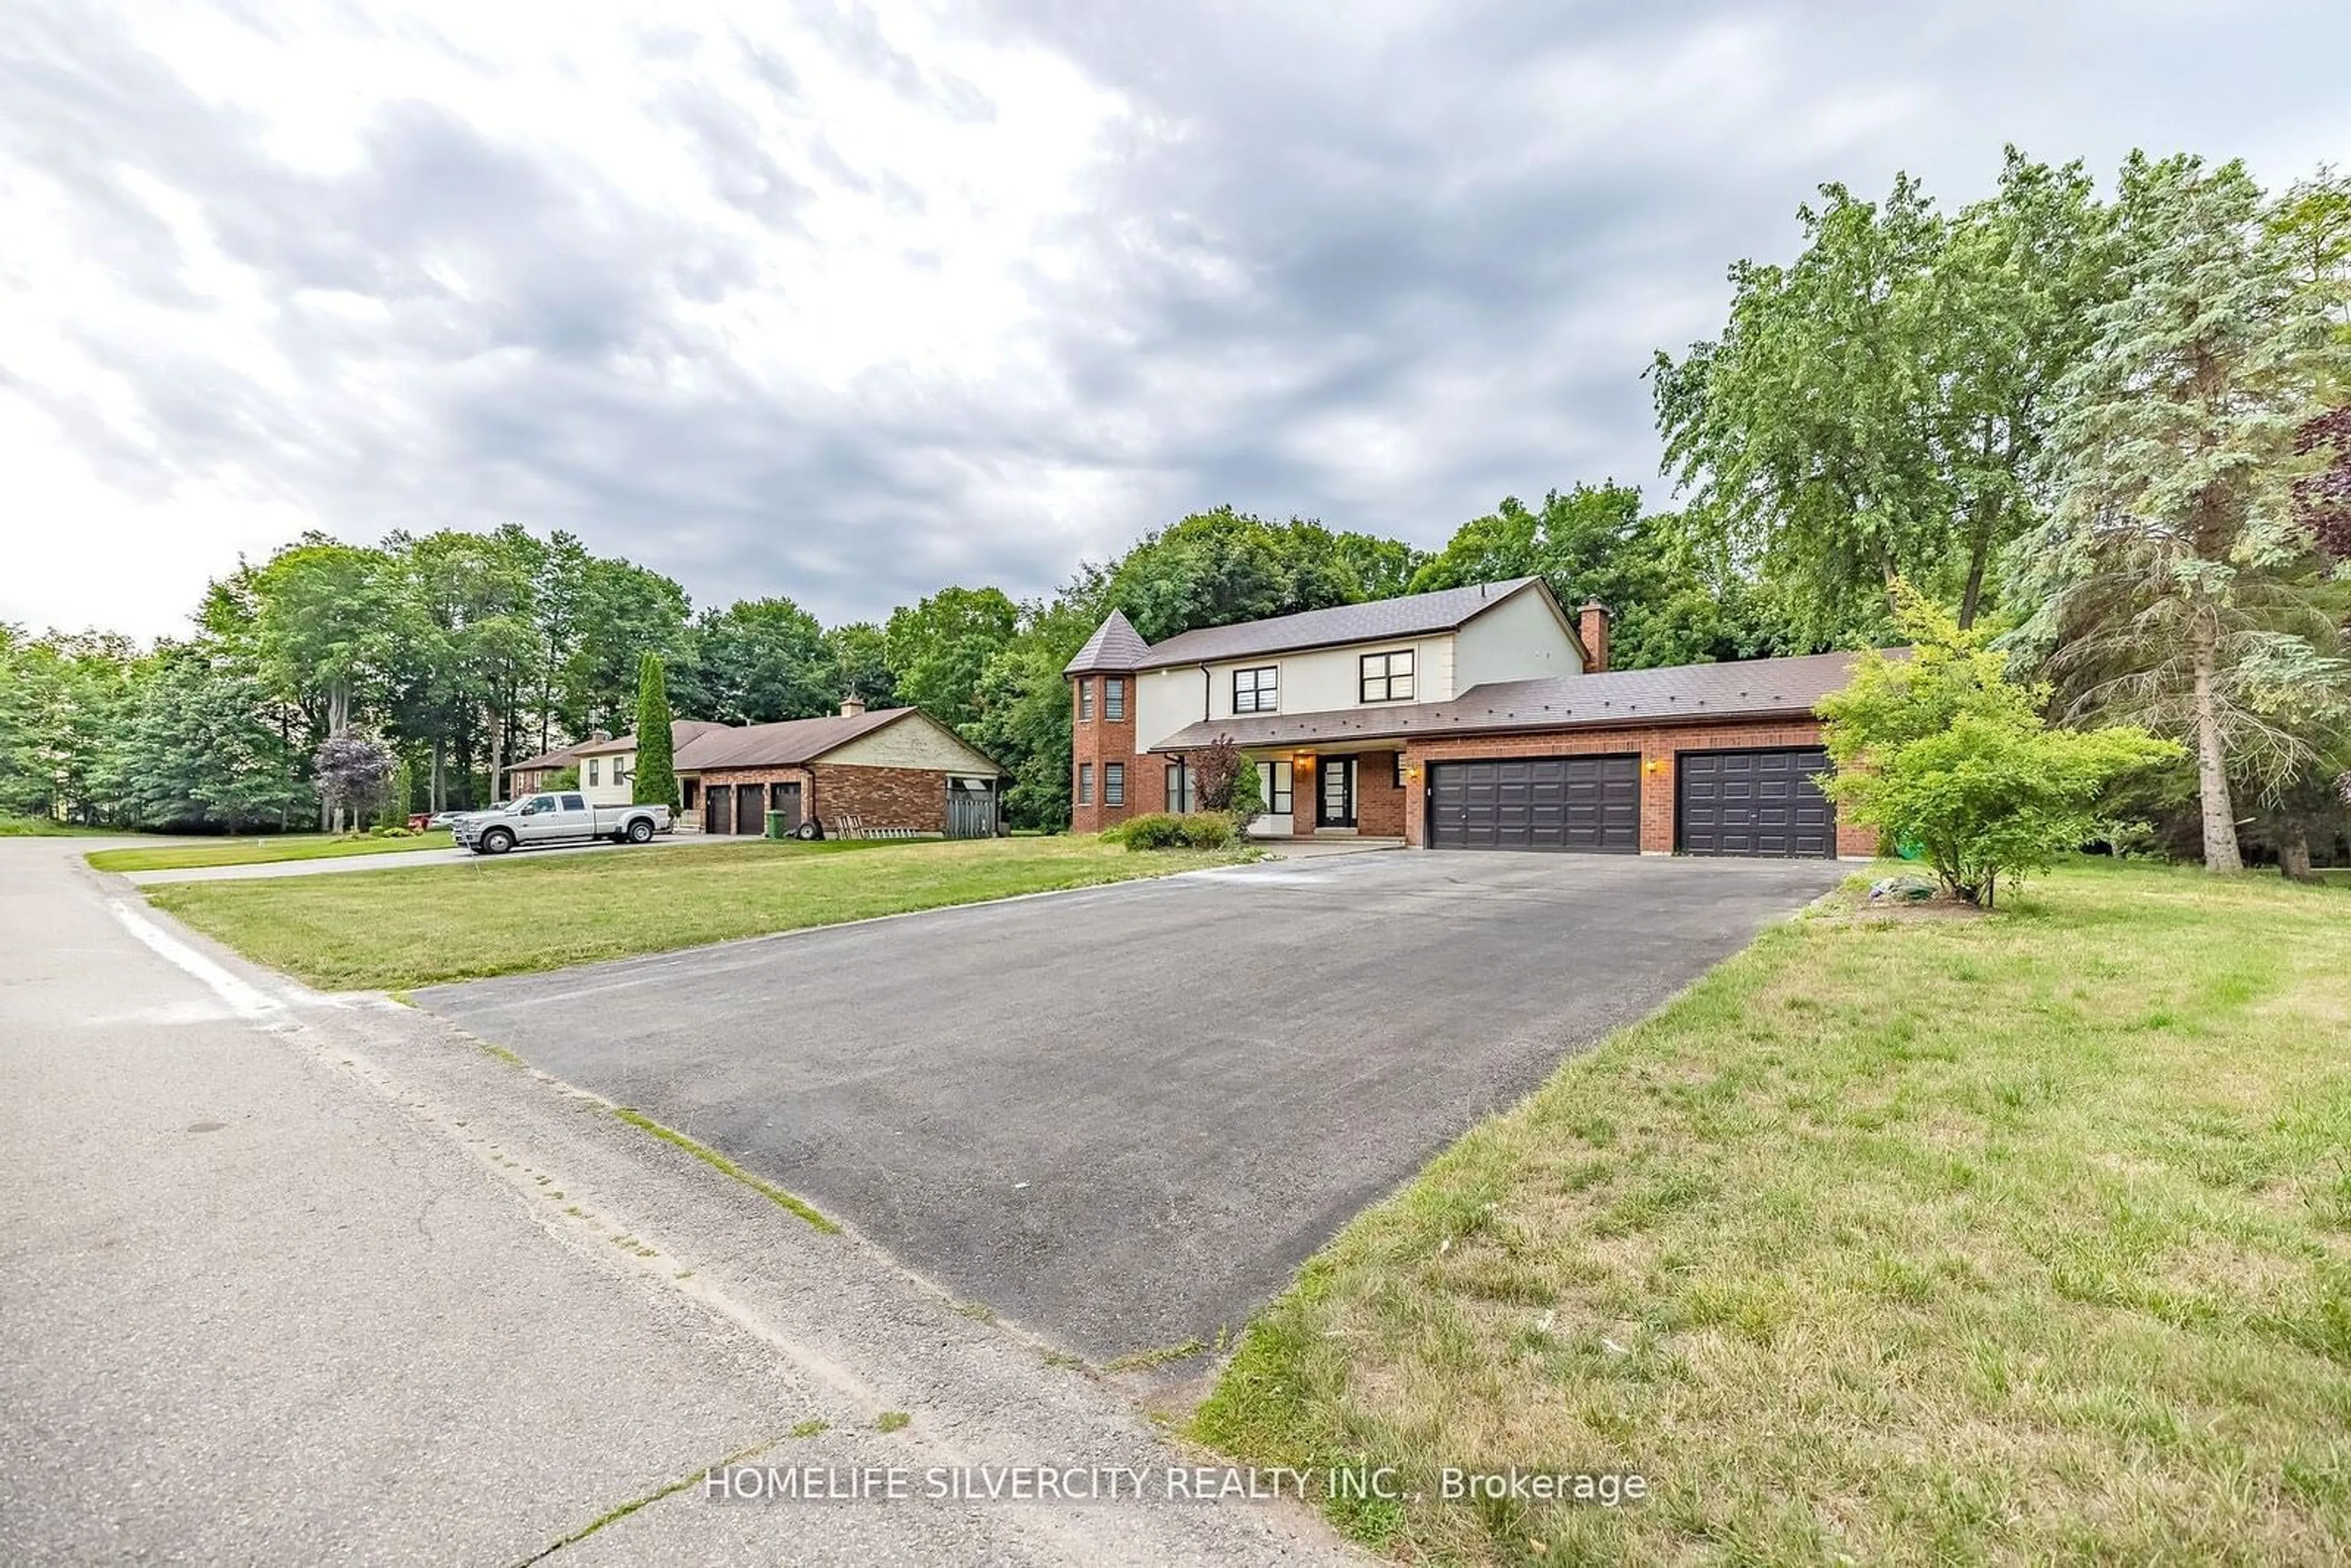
[1163,741,1413,842]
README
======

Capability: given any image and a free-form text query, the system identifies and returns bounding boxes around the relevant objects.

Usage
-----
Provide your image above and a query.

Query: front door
[1315,756,1357,829]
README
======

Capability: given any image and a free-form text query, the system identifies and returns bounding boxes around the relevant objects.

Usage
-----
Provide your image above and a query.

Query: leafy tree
[2025,154,2351,872]
[1189,734,1248,812]
[1408,487,1793,668]
[883,585,1019,730]
[312,733,396,833]
[100,646,307,830]
[248,539,411,742]
[1655,153,2118,639]
[383,757,414,828]
[1818,586,2180,906]
[1101,508,1363,642]
[823,621,898,708]
[631,653,679,809]
[562,558,690,737]
[968,596,1095,830]
[682,597,836,723]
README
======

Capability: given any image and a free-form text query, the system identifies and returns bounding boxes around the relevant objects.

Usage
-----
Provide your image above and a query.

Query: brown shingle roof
[503,743,585,775]
[1146,650,1869,752]
[1063,610,1151,675]
[673,708,988,771]
[1129,578,1550,671]
[571,720,730,759]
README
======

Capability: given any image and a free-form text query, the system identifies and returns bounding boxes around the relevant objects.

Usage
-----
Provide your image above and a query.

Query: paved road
[2,839,1360,1566]
[418,852,1841,1359]
[118,830,719,885]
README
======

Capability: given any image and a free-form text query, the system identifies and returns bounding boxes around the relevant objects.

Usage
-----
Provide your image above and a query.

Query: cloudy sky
[3,1,2345,639]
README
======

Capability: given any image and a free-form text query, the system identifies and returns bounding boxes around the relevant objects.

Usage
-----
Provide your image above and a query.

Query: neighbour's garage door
[1427,756,1640,852]
[1676,748,1836,858]
[705,787,732,836]
[733,784,767,835]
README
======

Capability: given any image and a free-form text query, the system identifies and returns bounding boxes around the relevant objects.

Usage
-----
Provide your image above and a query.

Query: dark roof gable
[1063,610,1151,675]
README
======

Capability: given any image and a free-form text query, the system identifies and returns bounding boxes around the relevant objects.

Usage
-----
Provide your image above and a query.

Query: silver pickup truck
[455,791,672,855]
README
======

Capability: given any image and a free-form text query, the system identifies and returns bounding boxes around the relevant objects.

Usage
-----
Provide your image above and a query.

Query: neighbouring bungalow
[572,699,1005,839]
[501,740,591,797]
[1067,577,1875,859]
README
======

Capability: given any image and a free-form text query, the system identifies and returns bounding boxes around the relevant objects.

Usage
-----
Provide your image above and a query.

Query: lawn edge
[158,844,1254,994]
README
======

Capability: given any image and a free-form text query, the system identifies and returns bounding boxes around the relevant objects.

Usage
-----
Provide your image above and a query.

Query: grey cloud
[4,0,2347,637]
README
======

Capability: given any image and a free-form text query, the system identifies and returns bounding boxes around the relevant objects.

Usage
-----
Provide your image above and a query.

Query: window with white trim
[1233,666,1278,714]
[587,757,600,786]
[1360,649,1415,702]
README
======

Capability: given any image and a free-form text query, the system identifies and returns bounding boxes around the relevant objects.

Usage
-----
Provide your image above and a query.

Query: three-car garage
[1422,745,1839,860]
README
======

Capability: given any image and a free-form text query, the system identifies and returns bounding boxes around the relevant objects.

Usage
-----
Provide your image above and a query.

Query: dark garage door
[1427,756,1640,852]
[704,787,732,836]
[733,784,767,836]
[1677,748,1836,858]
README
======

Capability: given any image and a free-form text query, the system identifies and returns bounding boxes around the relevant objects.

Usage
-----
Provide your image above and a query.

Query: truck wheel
[626,817,654,844]
[481,828,515,855]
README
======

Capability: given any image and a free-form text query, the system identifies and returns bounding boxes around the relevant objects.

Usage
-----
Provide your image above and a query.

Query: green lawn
[88,830,456,872]
[1195,859,2351,1566]
[146,835,1239,990]
[0,815,114,837]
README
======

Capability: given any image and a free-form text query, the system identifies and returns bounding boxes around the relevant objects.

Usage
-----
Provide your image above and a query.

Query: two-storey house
[1067,577,1875,858]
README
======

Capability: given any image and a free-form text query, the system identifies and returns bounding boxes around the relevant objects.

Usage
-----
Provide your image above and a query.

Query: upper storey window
[1360,650,1415,703]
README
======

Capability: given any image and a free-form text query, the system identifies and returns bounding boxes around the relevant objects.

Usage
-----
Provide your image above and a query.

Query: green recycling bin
[765,809,790,839]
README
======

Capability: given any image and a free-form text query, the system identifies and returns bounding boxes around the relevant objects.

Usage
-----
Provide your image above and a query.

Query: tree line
[3,148,2344,866]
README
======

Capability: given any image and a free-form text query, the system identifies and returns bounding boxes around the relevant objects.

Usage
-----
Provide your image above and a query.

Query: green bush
[1108,811,1237,850]
[1820,583,2183,906]
[1176,812,1234,849]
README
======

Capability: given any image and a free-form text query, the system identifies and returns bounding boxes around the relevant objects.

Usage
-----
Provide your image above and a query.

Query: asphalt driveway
[415,851,1841,1359]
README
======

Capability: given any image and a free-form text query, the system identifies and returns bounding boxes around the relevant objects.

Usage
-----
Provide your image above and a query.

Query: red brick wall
[1403,719,1874,857]
[808,763,949,833]
[1355,751,1406,837]
[1069,675,1146,834]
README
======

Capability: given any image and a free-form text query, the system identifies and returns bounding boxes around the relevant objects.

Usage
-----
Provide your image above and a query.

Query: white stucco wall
[1134,667,1204,752]
[1453,587,1583,689]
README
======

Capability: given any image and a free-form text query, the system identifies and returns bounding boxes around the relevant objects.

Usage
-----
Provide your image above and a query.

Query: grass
[1193,859,2351,1566]
[87,830,454,872]
[610,1107,838,1234]
[0,814,113,836]
[143,835,1239,989]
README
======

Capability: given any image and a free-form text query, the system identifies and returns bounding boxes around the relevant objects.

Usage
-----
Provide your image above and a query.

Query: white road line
[109,901,286,1020]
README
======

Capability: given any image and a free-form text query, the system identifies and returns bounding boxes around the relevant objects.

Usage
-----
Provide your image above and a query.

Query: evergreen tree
[2025,155,2350,872]
[632,653,679,809]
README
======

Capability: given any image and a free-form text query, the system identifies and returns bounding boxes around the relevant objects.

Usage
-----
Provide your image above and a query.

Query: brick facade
[692,762,959,835]
[1400,718,1875,857]
[1353,750,1406,837]
[1070,674,1150,834]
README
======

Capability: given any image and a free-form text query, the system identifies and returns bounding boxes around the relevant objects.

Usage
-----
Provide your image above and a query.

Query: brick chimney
[841,693,868,718]
[1577,602,1611,673]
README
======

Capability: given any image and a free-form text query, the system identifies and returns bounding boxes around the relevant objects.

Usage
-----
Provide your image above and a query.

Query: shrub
[1819,583,2183,907]
[1106,811,1238,850]
[1110,812,1188,849]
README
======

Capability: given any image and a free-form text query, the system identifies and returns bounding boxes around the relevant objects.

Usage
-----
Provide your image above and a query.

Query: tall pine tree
[2028,155,2349,872]
[631,653,678,809]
